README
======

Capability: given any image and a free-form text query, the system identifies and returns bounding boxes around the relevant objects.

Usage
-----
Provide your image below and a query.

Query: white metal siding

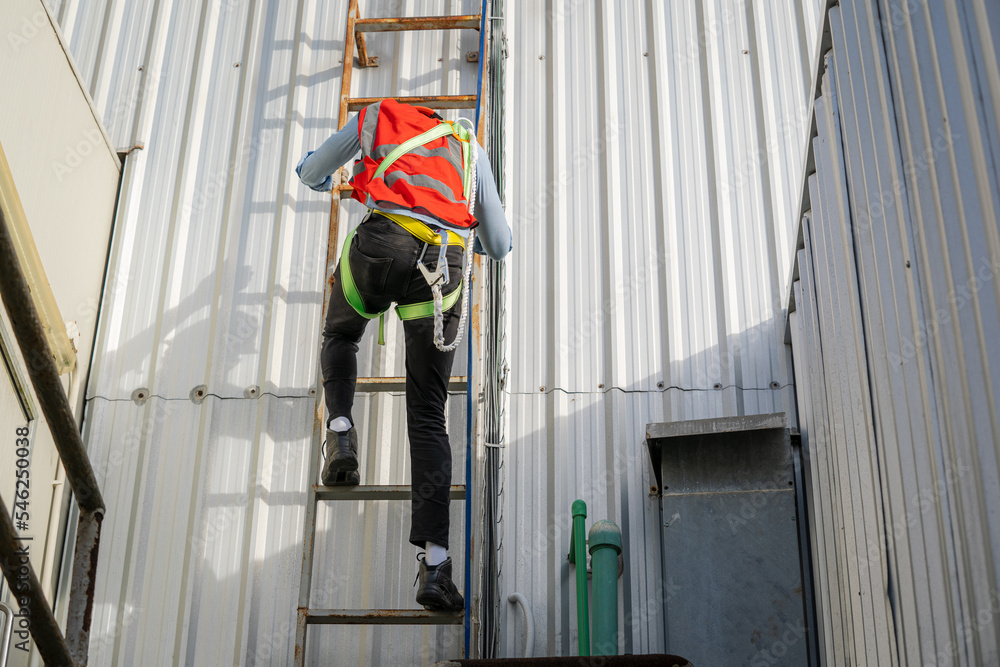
[50,0,829,662]
[788,0,1000,664]
[501,0,823,657]
[51,0,482,664]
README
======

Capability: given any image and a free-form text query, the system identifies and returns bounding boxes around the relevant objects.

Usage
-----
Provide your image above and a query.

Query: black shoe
[415,556,464,612]
[321,427,359,486]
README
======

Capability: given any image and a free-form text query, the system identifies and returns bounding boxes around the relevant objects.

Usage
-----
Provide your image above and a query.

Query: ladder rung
[315,484,466,501]
[356,376,468,392]
[355,15,481,33]
[304,609,464,625]
[346,95,477,111]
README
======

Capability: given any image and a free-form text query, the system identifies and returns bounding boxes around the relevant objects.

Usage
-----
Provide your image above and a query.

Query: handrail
[567,499,590,656]
[0,203,105,666]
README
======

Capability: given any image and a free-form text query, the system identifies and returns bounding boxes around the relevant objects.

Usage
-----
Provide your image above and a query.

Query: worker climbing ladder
[294,2,488,664]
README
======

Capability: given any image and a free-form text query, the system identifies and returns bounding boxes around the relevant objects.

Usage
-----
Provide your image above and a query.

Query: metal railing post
[0,201,106,666]
[0,496,75,666]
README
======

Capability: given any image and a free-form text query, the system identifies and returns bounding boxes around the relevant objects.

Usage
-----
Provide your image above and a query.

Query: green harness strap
[339,117,473,345]
[372,123,455,181]
[339,226,463,345]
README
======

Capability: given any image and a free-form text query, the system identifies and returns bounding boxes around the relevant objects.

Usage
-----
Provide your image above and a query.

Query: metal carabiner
[417,233,450,287]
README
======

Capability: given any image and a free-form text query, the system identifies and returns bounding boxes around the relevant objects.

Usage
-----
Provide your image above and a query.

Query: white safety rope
[431,124,477,352]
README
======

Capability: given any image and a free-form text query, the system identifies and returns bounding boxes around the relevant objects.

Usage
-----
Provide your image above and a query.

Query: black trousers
[322,212,464,550]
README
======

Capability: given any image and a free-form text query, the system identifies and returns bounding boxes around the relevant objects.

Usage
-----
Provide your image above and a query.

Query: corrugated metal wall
[46,0,482,664]
[46,0,835,661]
[501,0,825,657]
[788,0,1000,665]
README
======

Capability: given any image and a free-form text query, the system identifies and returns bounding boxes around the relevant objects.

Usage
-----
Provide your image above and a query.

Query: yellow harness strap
[375,209,467,249]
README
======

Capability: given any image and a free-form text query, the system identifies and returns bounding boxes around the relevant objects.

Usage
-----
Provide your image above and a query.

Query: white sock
[328,416,352,433]
[425,542,447,567]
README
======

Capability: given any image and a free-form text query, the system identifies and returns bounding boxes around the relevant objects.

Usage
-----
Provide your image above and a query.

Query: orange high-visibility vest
[349,99,477,229]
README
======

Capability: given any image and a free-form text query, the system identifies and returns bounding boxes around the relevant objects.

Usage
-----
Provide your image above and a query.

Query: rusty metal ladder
[294,2,486,664]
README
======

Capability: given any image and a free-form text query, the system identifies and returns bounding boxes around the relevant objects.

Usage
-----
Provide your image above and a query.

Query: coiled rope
[431,119,478,352]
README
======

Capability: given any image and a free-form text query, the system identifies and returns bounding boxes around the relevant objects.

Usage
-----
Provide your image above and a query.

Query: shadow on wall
[499,313,797,658]
[77,306,795,665]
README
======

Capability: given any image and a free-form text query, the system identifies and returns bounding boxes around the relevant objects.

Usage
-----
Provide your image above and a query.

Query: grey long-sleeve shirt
[297,113,511,261]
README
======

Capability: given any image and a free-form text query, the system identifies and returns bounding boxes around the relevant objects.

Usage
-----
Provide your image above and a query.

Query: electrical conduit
[506,593,534,658]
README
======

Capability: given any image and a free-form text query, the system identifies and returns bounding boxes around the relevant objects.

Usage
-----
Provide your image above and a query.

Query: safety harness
[339,117,477,351]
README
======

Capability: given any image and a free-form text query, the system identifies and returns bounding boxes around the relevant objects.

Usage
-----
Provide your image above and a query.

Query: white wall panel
[788,0,1000,664]
[501,0,822,656]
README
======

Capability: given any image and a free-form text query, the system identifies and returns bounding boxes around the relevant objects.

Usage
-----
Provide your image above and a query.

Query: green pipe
[588,520,623,656]
[567,499,590,656]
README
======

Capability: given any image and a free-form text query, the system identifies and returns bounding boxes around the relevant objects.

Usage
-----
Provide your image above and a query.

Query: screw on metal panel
[657,381,664,389]
[244,385,260,399]
[743,50,749,54]
[467,51,479,62]
[234,62,240,67]
[367,56,380,66]
[131,388,150,406]
[309,388,317,396]
[138,66,143,71]
[643,52,648,56]
[598,383,604,389]
[539,55,544,60]
[539,386,545,392]
[190,385,208,404]
[905,260,911,268]
[770,381,780,389]
[713,382,722,390]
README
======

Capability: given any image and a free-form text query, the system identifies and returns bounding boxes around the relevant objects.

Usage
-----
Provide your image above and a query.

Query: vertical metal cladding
[54,0,482,664]
[788,0,1000,664]
[502,0,824,657]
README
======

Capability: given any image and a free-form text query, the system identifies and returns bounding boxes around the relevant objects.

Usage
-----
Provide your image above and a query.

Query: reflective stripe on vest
[359,101,381,155]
